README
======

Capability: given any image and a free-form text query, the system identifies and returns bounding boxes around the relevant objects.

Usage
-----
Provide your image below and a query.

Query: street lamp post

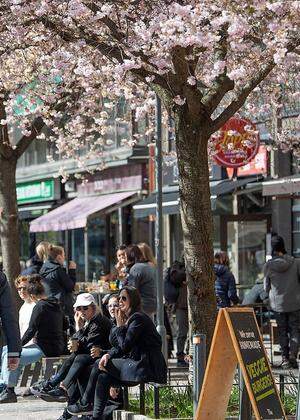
[155,94,168,361]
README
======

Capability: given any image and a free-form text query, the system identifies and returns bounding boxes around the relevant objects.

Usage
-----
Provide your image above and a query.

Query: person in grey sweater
[264,235,300,369]
[125,245,157,318]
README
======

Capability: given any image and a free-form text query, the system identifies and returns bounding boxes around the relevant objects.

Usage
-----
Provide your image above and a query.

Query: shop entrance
[221,215,271,296]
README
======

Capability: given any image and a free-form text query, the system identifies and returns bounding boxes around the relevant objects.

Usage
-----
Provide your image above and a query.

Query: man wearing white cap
[31,293,111,420]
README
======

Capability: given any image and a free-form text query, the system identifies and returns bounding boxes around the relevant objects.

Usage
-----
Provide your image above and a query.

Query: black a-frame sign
[196,308,286,420]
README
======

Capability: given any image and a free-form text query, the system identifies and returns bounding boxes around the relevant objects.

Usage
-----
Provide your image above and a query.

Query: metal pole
[84,227,89,281]
[239,366,252,420]
[155,94,167,361]
[193,334,206,416]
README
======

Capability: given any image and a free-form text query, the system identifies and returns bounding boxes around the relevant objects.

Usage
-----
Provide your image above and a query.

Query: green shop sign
[17,180,55,204]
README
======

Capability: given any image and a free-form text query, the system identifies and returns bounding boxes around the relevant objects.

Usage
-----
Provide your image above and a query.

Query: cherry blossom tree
[3,0,300,340]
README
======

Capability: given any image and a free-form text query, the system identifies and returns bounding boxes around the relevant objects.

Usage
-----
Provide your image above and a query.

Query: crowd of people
[0,234,299,418]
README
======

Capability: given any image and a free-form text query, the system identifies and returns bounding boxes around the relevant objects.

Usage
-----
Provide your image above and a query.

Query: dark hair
[48,245,64,260]
[125,245,145,265]
[214,251,230,267]
[271,235,286,256]
[116,245,127,252]
[121,286,141,314]
[27,274,45,296]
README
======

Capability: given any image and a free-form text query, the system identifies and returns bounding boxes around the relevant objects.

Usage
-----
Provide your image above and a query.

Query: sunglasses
[108,303,119,308]
[76,306,90,311]
[119,295,127,302]
[17,287,27,291]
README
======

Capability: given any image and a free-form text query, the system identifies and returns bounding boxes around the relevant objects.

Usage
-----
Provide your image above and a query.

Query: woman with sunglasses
[0,274,66,404]
[68,286,167,419]
[0,275,35,399]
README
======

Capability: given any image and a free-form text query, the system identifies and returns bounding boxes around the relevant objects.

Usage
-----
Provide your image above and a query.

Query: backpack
[164,261,186,304]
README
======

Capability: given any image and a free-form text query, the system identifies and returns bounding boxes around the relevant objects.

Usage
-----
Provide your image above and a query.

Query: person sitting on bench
[67,286,167,419]
[0,274,66,404]
[32,293,111,414]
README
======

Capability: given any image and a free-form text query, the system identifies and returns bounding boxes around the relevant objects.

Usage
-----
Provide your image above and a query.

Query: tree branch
[211,35,300,133]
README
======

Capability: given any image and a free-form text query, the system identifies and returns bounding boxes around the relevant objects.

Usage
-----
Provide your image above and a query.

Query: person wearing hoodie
[214,251,240,310]
[0,274,66,404]
[264,235,300,369]
[40,245,76,322]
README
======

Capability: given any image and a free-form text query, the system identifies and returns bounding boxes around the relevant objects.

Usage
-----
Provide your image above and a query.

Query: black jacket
[22,297,66,356]
[0,272,21,356]
[108,312,167,383]
[214,264,239,309]
[40,260,76,318]
[73,312,112,354]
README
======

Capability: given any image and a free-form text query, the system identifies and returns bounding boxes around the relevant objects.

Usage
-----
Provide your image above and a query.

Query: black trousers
[274,310,300,359]
[50,353,94,400]
[82,359,139,420]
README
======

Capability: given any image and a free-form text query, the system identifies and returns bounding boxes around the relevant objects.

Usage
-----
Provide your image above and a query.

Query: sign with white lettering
[196,308,286,420]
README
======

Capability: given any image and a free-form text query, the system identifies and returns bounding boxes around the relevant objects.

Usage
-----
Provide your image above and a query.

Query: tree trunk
[174,108,217,347]
[0,154,21,306]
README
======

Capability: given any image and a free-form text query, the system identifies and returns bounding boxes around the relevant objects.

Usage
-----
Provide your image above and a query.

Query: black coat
[0,272,21,356]
[73,312,112,354]
[108,312,167,384]
[22,297,66,356]
[214,264,239,309]
[40,260,76,317]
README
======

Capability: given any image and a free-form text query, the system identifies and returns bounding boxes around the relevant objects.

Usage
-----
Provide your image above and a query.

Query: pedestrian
[67,286,167,418]
[214,251,239,309]
[125,245,157,318]
[0,270,21,394]
[164,260,188,366]
[40,245,76,324]
[264,235,300,369]
[0,275,35,393]
[0,274,66,403]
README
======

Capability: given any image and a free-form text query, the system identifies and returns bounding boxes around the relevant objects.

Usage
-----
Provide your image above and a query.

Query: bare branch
[14,117,44,159]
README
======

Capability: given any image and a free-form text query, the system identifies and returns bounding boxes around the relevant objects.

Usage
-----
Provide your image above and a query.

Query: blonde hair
[48,244,64,260]
[36,241,51,262]
[138,243,156,266]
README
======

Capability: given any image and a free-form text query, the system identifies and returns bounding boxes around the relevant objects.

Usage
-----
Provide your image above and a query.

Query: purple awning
[29,191,136,232]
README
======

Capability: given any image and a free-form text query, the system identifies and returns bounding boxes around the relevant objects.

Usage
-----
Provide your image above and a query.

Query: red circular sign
[212,117,260,168]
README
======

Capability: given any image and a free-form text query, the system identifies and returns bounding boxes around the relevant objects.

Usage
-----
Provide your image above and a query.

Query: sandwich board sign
[195,308,286,420]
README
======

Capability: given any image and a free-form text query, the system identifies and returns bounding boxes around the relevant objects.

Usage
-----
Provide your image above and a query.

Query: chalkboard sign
[227,310,285,419]
[196,308,286,420]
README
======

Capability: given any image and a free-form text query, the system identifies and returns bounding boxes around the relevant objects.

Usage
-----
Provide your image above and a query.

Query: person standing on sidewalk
[0,270,21,382]
[264,235,300,369]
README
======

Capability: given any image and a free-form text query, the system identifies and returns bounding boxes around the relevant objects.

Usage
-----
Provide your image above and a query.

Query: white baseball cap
[73,293,96,308]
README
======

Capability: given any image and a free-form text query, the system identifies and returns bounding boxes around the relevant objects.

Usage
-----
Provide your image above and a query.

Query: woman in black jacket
[214,252,239,310]
[0,274,65,404]
[68,286,167,419]
[40,245,76,320]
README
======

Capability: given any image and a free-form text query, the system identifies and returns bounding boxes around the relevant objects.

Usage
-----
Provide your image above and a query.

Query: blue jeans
[0,344,44,387]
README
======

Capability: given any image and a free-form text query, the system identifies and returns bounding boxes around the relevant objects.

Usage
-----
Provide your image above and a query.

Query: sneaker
[57,408,73,420]
[40,387,67,403]
[30,379,53,396]
[67,401,93,416]
[177,359,189,368]
[0,388,17,404]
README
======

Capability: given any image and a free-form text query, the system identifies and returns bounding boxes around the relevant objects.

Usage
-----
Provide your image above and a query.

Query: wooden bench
[20,355,69,387]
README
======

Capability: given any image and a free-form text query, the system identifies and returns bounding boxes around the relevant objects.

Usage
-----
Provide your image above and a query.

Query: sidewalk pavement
[0,394,65,419]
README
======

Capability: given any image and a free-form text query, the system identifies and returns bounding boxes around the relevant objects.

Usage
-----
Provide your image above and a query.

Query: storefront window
[292,200,300,257]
